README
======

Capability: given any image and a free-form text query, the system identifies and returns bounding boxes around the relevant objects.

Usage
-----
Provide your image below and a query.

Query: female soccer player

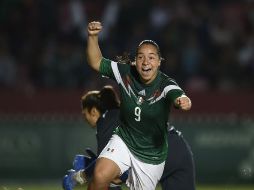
[86,21,192,190]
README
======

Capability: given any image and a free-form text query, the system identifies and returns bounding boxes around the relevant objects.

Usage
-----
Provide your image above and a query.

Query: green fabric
[99,58,184,164]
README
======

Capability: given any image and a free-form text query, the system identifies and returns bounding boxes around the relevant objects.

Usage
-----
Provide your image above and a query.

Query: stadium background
[0,0,253,189]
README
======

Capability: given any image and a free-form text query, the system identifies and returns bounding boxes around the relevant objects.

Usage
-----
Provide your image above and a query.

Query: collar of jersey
[138,71,161,87]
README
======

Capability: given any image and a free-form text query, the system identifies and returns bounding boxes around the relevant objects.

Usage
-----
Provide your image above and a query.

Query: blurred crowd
[0,0,254,92]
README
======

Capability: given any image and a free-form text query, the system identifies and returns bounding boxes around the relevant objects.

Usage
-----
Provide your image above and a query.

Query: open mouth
[142,68,152,75]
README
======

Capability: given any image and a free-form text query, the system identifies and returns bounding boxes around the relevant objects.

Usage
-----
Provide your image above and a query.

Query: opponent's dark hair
[136,40,162,59]
[81,85,120,113]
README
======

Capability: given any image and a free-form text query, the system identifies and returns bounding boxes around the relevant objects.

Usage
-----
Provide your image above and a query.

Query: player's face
[82,108,99,128]
[135,44,161,84]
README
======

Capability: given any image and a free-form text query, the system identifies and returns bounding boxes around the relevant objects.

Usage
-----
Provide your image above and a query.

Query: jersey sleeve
[99,57,130,83]
[99,57,115,79]
[164,79,185,102]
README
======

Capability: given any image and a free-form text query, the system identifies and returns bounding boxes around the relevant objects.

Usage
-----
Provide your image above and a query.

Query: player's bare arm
[175,95,192,111]
[86,21,103,72]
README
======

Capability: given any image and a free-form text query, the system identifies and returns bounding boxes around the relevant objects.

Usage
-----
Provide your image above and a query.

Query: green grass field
[1,183,254,190]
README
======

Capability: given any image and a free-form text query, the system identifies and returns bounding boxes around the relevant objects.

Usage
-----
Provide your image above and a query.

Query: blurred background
[0,0,254,188]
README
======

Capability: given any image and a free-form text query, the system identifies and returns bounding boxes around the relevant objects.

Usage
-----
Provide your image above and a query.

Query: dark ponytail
[81,85,120,114]
[115,52,132,65]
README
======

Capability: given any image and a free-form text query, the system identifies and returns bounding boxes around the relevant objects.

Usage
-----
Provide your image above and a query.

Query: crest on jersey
[137,96,144,105]
[138,89,146,96]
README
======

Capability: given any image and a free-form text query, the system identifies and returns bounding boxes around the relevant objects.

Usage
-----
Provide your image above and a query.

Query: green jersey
[99,58,184,164]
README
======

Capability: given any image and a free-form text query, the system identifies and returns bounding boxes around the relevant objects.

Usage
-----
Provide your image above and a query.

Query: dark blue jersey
[96,109,120,154]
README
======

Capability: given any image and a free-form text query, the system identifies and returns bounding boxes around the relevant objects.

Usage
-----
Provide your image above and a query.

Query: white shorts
[99,134,165,190]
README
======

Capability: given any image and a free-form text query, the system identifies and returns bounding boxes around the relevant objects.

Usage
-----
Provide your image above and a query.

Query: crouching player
[63,85,127,190]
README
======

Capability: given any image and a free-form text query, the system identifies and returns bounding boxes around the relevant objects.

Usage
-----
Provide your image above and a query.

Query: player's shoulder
[114,61,132,73]
[107,109,120,117]
[102,58,130,69]
[160,72,178,86]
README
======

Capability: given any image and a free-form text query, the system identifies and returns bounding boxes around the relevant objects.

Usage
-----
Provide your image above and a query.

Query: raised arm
[86,21,103,72]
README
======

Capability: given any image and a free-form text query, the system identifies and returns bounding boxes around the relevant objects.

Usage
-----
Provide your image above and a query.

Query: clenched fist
[175,95,192,111]
[87,21,102,36]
